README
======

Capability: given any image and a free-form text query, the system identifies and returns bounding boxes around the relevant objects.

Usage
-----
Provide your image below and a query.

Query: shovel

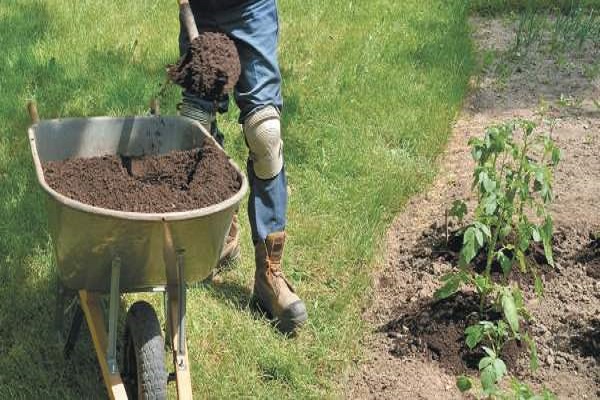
[178,0,200,41]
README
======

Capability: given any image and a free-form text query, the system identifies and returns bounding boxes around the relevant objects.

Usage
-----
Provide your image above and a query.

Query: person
[178,0,307,335]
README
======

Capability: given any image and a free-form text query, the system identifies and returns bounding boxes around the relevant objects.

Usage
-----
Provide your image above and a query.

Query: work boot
[218,214,241,266]
[254,232,307,334]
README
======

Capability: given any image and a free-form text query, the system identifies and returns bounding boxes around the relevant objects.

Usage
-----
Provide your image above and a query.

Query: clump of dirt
[42,140,241,213]
[168,31,241,99]
[383,292,527,375]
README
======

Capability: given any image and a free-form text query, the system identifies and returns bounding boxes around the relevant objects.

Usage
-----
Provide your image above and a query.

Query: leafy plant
[438,120,560,396]
[512,10,546,56]
[551,7,600,52]
[438,120,560,306]
[457,375,557,400]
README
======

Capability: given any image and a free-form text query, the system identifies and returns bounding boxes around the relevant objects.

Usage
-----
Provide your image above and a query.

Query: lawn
[0,0,473,398]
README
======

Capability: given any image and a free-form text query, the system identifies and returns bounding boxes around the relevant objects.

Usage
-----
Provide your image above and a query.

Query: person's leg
[216,0,307,334]
[216,0,285,243]
[179,8,240,266]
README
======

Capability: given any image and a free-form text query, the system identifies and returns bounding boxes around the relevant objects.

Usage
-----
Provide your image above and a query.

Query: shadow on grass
[0,3,176,398]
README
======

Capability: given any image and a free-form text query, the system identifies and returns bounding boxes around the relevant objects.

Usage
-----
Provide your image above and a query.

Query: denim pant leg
[183,0,288,243]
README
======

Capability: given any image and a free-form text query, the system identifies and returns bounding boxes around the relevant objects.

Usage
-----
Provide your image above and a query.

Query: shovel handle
[27,101,40,124]
[179,0,199,41]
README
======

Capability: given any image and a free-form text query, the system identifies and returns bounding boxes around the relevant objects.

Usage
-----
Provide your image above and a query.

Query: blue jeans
[180,0,287,243]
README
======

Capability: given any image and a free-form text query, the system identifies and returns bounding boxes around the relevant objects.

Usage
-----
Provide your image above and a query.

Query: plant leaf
[541,216,554,266]
[516,249,527,272]
[473,274,490,295]
[492,358,507,381]
[481,346,496,359]
[500,224,512,239]
[474,221,491,238]
[524,333,539,372]
[532,226,541,242]
[456,376,472,392]
[450,200,467,222]
[551,147,561,166]
[480,366,497,393]
[483,174,496,193]
[465,324,484,349]
[461,226,480,264]
[534,274,544,297]
[502,291,520,334]
[475,227,484,247]
[484,194,498,215]
[434,274,461,300]
[479,355,494,370]
[497,250,512,277]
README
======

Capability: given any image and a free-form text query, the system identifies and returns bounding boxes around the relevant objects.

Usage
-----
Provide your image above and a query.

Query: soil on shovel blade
[168,30,241,100]
[42,139,241,213]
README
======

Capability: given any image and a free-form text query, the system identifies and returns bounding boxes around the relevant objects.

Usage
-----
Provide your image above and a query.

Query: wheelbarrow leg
[78,257,127,400]
[166,249,192,400]
[107,256,121,375]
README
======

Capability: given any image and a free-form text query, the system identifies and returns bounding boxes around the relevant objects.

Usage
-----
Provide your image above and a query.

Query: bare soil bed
[348,16,600,399]
[43,139,241,213]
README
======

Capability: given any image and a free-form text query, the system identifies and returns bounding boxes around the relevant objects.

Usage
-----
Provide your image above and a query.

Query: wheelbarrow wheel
[123,301,167,400]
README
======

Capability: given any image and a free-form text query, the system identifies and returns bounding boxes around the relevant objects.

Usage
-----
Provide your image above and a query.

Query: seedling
[551,7,600,52]
[457,375,557,399]
[512,10,546,57]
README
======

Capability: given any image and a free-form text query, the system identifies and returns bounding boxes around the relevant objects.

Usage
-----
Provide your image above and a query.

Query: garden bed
[349,14,600,399]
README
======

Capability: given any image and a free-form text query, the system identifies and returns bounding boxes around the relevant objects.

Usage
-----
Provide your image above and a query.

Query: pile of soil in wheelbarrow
[42,140,241,213]
[168,30,241,100]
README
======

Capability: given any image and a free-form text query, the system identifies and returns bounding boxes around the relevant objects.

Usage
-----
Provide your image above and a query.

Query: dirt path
[348,16,600,399]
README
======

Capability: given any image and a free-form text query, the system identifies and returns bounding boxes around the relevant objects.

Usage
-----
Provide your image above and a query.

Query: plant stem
[480,224,501,314]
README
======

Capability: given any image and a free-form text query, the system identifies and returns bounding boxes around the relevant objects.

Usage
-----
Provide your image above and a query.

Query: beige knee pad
[243,106,283,179]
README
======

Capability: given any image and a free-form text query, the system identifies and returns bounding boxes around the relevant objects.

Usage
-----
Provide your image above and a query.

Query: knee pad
[243,106,283,180]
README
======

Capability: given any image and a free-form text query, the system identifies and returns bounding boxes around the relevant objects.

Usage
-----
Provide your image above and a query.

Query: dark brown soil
[42,140,241,213]
[383,292,527,376]
[580,236,600,279]
[168,31,241,99]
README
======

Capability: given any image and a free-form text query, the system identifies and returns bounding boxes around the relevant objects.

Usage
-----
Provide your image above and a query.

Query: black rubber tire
[123,301,167,400]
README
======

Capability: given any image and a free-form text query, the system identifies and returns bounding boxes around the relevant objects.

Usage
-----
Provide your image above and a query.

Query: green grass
[0,0,474,398]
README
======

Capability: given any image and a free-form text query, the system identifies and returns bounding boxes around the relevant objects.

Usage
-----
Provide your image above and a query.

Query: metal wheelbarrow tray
[28,109,248,399]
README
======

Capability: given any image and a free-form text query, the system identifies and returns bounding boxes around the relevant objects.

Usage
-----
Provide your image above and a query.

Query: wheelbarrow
[26,102,248,399]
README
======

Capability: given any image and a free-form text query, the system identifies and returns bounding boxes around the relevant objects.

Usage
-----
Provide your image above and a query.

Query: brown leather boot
[254,232,307,334]
[218,215,241,266]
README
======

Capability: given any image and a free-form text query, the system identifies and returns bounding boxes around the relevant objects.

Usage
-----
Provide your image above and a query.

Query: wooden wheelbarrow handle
[27,101,40,124]
[178,0,199,41]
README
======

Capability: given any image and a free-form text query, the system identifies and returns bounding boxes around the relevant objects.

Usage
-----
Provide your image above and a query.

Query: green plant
[439,120,560,303]
[458,375,557,399]
[551,7,600,51]
[437,120,560,396]
[512,10,546,56]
